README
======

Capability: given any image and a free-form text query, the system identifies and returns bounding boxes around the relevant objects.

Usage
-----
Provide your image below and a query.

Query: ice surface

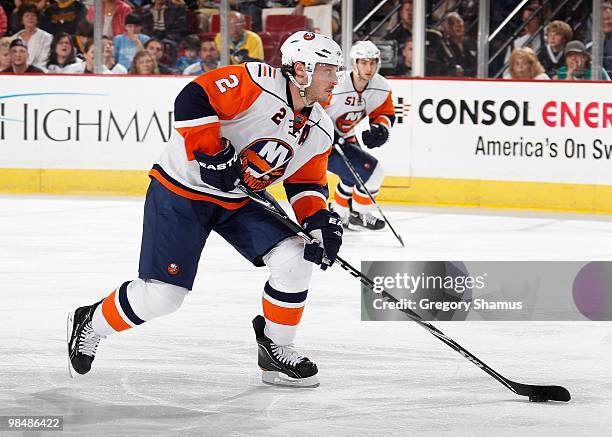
[0,195,611,436]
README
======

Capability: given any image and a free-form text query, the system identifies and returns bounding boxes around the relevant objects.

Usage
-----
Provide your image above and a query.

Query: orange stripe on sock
[334,191,350,208]
[353,190,373,206]
[101,290,131,332]
[262,297,304,326]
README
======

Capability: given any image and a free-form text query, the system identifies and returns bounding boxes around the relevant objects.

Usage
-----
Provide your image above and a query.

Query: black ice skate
[348,210,386,231]
[67,300,104,378]
[252,315,319,387]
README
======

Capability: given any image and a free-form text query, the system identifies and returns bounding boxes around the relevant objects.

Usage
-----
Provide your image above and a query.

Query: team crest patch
[336,110,367,133]
[303,32,315,41]
[167,263,180,275]
[239,138,294,191]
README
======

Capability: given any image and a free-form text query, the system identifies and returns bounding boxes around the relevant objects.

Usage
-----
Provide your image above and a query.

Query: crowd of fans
[0,0,609,80]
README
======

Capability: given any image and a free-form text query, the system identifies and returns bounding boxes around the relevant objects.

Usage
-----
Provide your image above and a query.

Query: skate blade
[66,312,77,379]
[347,222,386,232]
[261,371,319,388]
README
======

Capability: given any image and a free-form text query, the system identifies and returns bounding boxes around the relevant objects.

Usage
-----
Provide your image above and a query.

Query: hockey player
[325,40,395,231]
[67,31,345,388]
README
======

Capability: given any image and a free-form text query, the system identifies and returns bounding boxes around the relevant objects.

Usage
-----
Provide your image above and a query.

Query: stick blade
[397,234,405,247]
[510,381,571,402]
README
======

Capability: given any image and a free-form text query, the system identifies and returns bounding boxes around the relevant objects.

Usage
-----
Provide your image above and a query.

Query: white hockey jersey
[323,71,395,140]
[151,62,335,224]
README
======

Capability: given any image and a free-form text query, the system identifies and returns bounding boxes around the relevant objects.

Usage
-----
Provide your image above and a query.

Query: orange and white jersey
[323,71,395,140]
[151,62,335,224]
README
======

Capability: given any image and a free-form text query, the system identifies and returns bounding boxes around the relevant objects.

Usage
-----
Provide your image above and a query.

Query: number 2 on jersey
[271,108,287,125]
[215,75,239,93]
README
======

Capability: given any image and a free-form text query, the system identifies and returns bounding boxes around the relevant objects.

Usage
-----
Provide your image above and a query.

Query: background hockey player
[68,31,345,388]
[324,41,395,231]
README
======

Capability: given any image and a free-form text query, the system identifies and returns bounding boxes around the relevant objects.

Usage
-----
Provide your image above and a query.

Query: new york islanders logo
[239,138,294,191]
[336,110,367,133]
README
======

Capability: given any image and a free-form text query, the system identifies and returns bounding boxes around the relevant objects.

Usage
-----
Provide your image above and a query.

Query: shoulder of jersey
[245,62,285,95]
[370,73,392,92]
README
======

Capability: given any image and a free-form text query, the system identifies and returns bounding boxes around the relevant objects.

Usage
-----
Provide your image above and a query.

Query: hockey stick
[332,142,405,247]
[238,184,571,402]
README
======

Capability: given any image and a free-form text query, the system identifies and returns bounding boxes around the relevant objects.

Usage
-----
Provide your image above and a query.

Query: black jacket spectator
[2,38,44,73]
[448,38,477,77]
[41,0,87,36]
[537,20,573,78]
[388,0,412,48]
[425,28,457,76]
[1,64,43,72]
[141,0,187,43]
[443,12,477,77]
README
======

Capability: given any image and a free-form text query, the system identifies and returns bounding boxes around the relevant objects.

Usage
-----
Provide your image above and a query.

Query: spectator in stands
[538,20,572,78]
[87,0,133,38]
[130,0,154,10]
[389,0,456,76]
[141,0,187,43]
[113,13,150,69]
[175,33,200,72]
[424,27,457,76]
[129,49,158,74]
[64,40,112,74]
[0,3,7,37]
[11,4,52,70]
[604,2,612,78]
[46,32,82,73]
[102,35,128,73]
[504,5,544,64]
[41,0,87,35]
[506,47,549,80]
[234,0,266,34]
[432,0,478,27]
[9,0,47,35]
[144,38,178,74]
[394,35,412,76]
[214,11,263,64]
[442,11,477,77]
[73,19,93,56]
[0,37,12,70]
[555,40,610,80]
[2,38,44,73]
[183,39,219,75]
[389,0,412,47]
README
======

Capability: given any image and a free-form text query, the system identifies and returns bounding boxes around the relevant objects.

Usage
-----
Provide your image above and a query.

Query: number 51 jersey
[323,71,395,140]
[151,62,335,224]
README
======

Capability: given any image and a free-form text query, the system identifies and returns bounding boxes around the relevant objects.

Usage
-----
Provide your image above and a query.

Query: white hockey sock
[262,237,313,345]
[333,182,352,219]
[92,279,189,337]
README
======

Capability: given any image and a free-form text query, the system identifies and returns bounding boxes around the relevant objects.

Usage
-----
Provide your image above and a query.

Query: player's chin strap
[286,73,315,108]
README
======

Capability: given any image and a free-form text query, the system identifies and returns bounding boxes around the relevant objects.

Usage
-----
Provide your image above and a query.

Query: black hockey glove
[193,141,243,192]
[302,209,343,270]
[361,123,389,149]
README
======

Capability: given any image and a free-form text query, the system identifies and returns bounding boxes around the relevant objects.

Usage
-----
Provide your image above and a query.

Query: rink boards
[0,74,611,213]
